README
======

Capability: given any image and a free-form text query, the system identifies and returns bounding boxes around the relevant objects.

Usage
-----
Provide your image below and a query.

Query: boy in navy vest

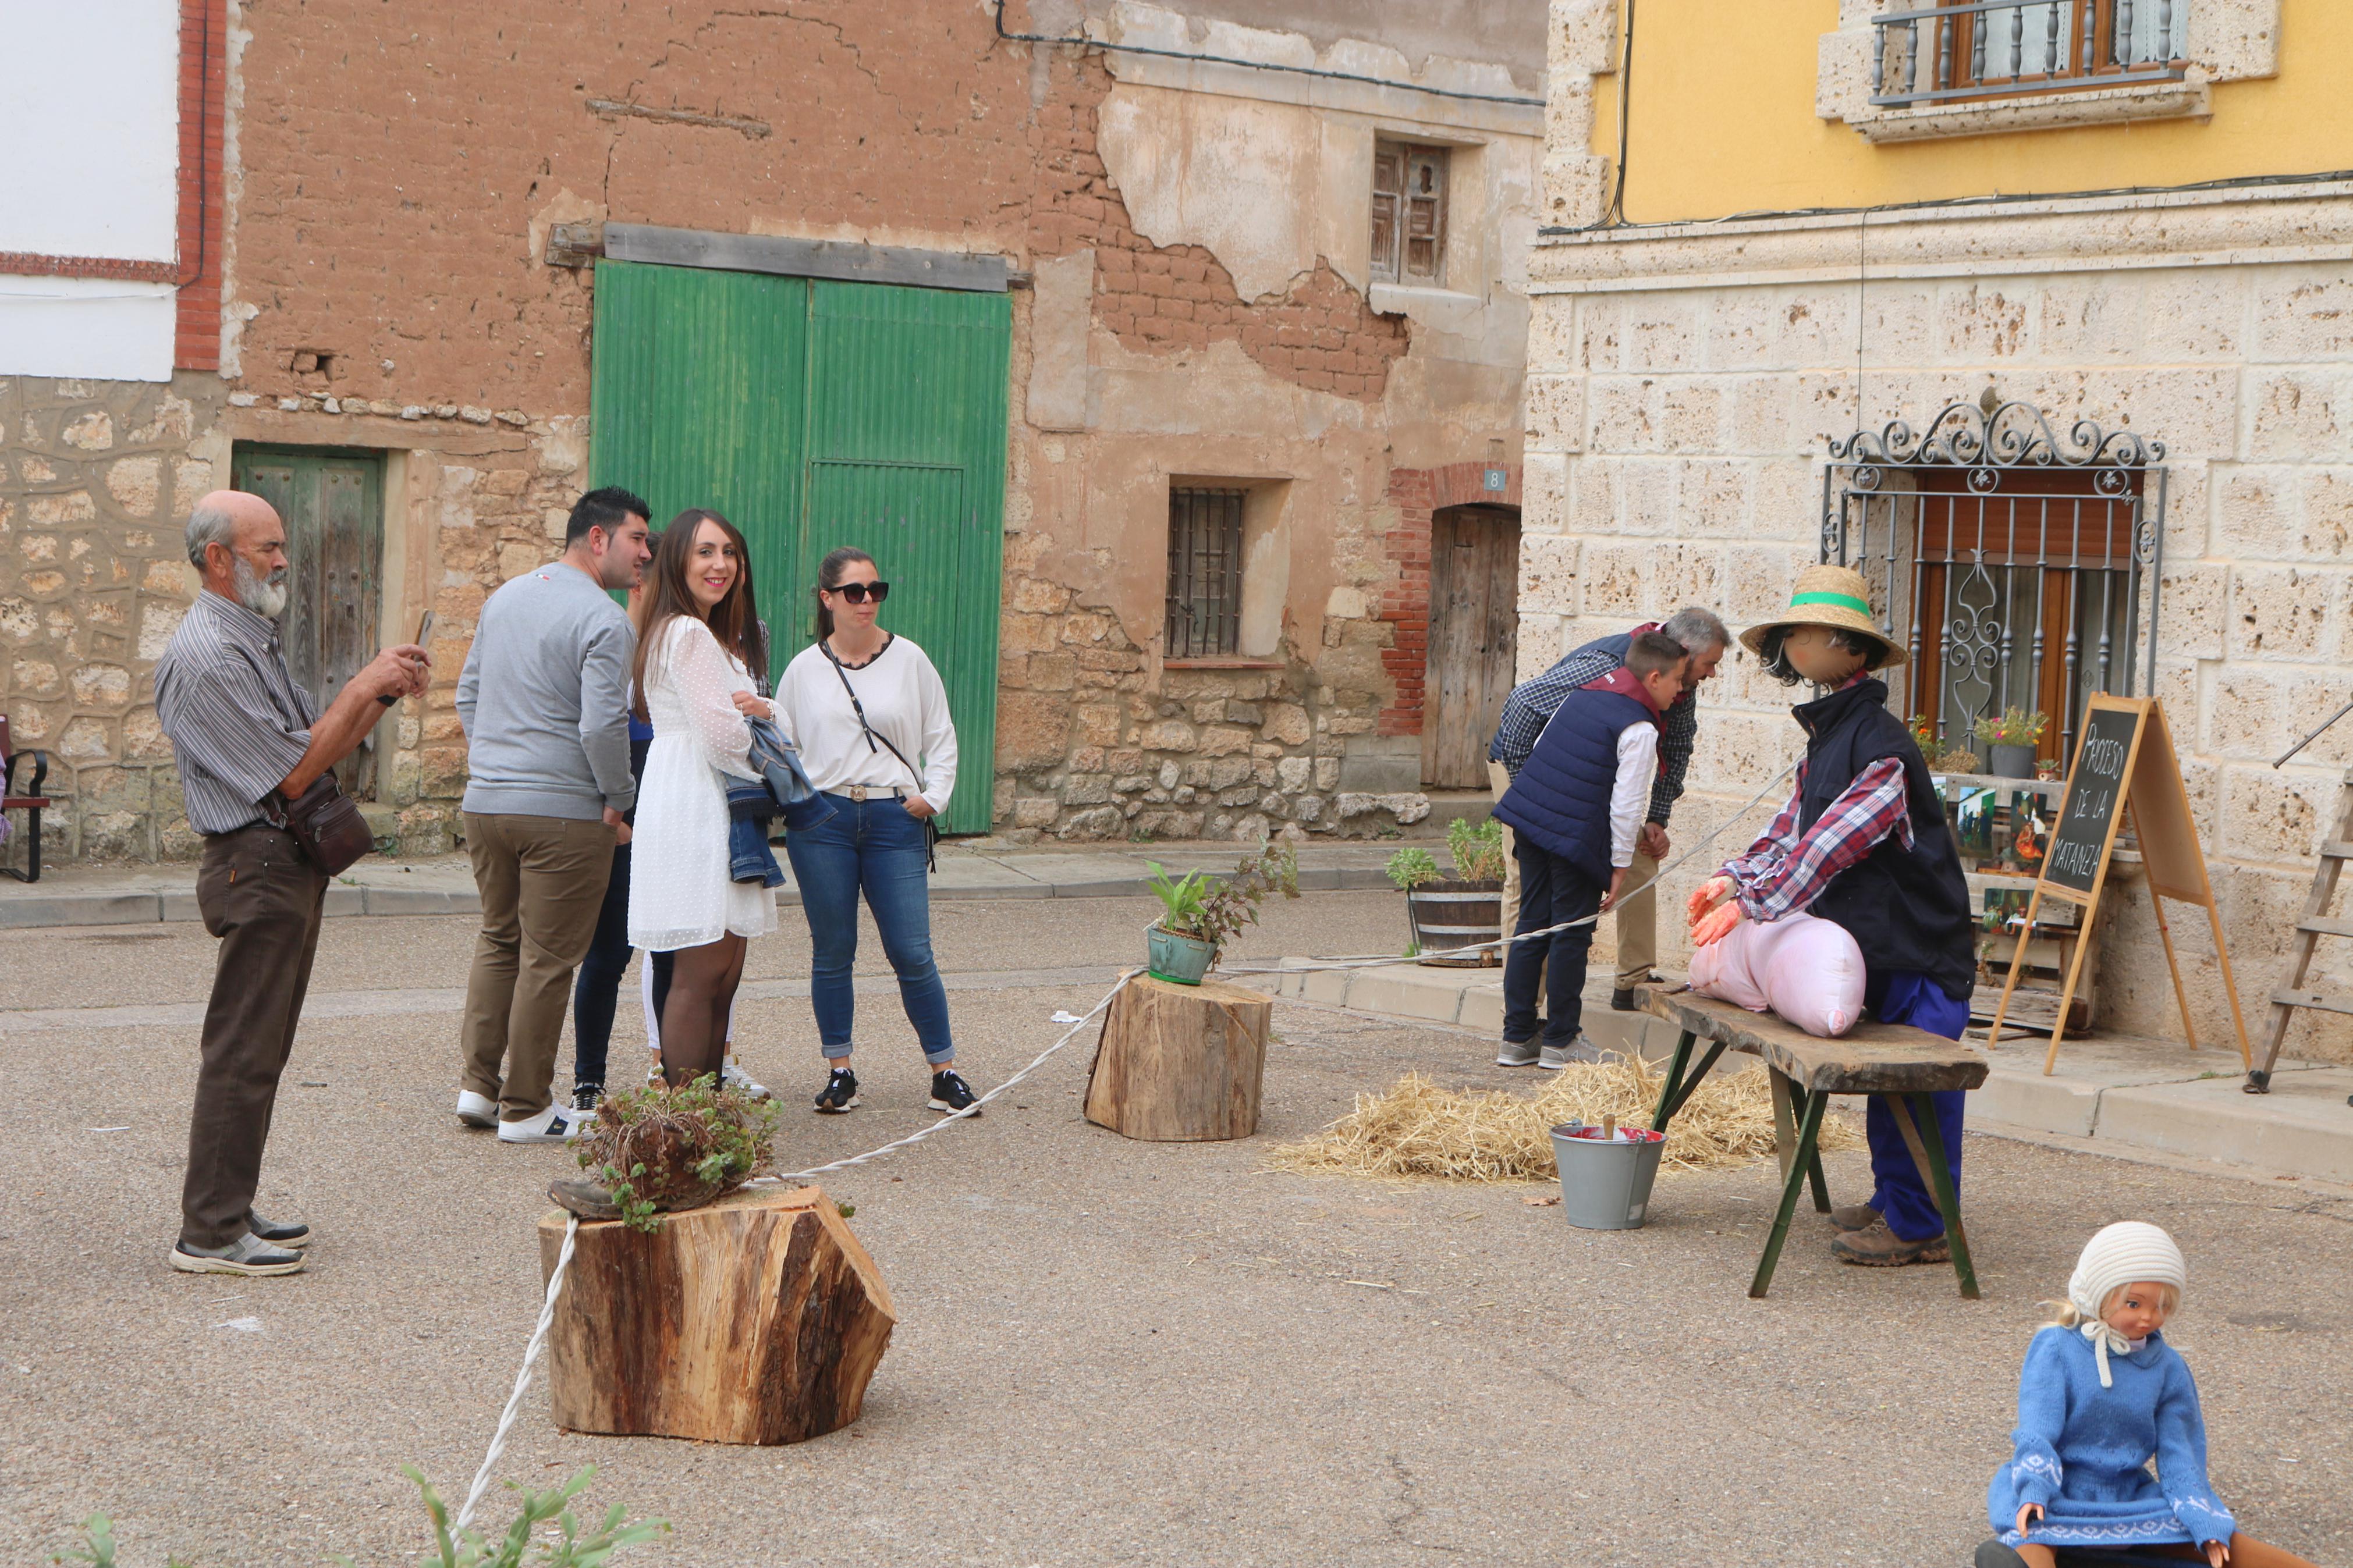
[1491,631,1690,1068]
[1688,564,1976,1269]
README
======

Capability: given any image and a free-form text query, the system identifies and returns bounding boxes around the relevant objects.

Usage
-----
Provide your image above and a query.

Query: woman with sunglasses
[624,509,775,1090]
[772,547,978,1117]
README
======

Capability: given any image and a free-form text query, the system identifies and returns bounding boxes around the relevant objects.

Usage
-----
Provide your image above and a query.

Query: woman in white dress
[626,509,776,1087]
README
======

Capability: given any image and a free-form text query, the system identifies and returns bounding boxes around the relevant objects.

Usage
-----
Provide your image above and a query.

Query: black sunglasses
[829,579,890,603]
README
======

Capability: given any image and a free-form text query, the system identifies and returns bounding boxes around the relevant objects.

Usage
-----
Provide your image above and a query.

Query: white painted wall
[0,278,178,381]
[0,1,183,259]
[0,1,183,380]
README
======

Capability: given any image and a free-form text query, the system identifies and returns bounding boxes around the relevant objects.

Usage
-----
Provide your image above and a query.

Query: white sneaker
[456,1089,499,1128]
[497,1105,587,1143]
[1538,1034,1604,1071]
[721,1060,771,1100]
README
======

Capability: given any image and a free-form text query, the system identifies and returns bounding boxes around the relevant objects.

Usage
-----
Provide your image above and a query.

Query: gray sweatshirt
[456,561,636,819]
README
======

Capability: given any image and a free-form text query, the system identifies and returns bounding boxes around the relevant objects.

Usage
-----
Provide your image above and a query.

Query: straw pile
[1266,1052,1860,1183]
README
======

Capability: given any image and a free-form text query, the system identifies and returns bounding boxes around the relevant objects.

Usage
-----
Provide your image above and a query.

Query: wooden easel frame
[1988,696,2252,1074]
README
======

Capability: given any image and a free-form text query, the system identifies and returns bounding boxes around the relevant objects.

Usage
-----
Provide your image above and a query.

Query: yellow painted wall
[1591,0,2353,221]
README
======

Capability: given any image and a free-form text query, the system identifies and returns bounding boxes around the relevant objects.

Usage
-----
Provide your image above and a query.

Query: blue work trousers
[783,792,954,1064]
[1501,841,1603,1046]
[1865,968,1972,1242]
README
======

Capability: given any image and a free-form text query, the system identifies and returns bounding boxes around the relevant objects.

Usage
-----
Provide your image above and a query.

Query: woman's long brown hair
[631,507,766,719]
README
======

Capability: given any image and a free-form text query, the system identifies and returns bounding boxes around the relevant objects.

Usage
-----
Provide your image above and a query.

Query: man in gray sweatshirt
[455,486,652,1142]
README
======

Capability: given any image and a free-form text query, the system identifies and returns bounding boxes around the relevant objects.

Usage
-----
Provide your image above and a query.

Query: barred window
[1165,488,1246,659]
[1371,141,1449,287]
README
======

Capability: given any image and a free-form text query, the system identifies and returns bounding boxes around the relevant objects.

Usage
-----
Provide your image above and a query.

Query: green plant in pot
[1145,841,1300,984]
[1972,706,2049,780]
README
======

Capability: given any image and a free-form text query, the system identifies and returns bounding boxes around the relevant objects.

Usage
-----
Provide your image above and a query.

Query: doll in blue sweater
[1980,1222,2317,1568]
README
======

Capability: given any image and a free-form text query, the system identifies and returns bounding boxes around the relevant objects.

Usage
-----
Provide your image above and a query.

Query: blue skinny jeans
[784,792,954,1064]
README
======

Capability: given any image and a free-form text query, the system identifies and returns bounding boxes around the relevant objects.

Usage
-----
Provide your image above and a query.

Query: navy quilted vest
[1493,670,1660,883]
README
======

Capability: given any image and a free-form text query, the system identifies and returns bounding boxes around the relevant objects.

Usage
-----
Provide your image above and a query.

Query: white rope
[453,1211,579,1535]
[1220,758,1800,978]
[448,763,1799,1521]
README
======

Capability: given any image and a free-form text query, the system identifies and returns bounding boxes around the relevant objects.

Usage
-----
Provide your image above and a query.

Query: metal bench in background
[1637,984,1990,1300]
[1,714,53,883]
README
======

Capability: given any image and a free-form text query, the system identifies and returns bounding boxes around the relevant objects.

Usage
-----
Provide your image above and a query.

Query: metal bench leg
[1890,1092,1979,1301]
[0,806,35,883]
[1650,1029,1696,1132]
[1768,1072,1833,1214]
[1749,1090,1826,1300]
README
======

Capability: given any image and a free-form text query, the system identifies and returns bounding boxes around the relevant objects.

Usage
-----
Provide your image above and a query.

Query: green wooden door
[229,444,384,797]
[587,262,1009,832]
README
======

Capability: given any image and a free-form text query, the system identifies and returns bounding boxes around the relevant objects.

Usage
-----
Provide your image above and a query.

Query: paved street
[3,893,2349,1567]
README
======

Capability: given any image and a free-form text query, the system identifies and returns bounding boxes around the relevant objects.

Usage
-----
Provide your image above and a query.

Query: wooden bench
[1,714,51,884]
[1636,984,1989,1300]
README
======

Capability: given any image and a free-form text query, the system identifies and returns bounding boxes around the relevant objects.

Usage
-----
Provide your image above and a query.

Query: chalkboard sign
[2043,704,2143,895]
[1989,695,2252,1078]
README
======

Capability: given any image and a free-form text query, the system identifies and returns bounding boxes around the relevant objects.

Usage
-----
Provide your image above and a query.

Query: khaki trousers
[460,813,614,1120]
[184,825,328,1249]
[1490,760,1660,987]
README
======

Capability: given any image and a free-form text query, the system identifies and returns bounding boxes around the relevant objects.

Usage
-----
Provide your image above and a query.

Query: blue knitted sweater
[1986,1325,2235,1549]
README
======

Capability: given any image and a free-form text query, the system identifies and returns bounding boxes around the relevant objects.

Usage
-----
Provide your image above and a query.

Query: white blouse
[773,635,958,815]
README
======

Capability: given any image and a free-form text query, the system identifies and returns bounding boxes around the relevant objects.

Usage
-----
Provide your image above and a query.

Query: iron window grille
[1820,400,2164,767]
[1371,141,1449,287]
[1871,0,2188,108]
[1166,487,1248,659]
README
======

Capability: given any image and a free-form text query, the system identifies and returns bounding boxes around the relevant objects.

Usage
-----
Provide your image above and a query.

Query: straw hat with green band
[1737,563,1907,667]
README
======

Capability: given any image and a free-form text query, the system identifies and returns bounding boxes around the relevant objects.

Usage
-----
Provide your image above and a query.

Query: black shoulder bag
[821,637,939,872]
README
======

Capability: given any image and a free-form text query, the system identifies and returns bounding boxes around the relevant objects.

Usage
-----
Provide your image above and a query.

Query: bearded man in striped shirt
[1687,565,1975,1270]
[154,490,430,1277]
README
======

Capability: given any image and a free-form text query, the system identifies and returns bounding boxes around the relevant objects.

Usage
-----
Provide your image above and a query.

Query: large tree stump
[536,1184,895,1445]
[1085,973,1271,1140]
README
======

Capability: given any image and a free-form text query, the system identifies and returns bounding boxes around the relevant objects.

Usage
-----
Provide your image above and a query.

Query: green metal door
[229,443,384,797]
[587,261,1009,832]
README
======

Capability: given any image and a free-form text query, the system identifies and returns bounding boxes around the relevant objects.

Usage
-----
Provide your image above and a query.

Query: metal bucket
[1406,879,1503,967]
[1549,1122,1667,1231]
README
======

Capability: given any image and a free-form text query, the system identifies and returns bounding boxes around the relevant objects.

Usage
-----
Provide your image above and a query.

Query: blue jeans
[784,793,953,1064]
[1501,841,1602,1045]
[1864,969,1972,1242]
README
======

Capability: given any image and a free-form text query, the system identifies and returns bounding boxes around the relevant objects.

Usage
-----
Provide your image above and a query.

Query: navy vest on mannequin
[1495,671,1660,884]
[1793,678,1976,1001]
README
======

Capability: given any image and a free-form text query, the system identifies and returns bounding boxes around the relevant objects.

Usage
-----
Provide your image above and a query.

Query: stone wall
[0,374,220,862]
[1522,181,2353,1065]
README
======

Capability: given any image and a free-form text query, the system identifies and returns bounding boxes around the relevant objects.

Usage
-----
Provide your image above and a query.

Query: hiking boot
[1828,1200,1882,1232]
[170,1232,306,1277]
[813,1066,861,1115]
[1495,1037,1541,1068]
[1831,1218,1950,1267]
[246,1208,311,1249]
[571,1082,604,1114]
[548,1178,623,1222]
[1610,972,1662,1012]
[1538,1033,1604,1070]
[928,1068,982,1116]
[455,1089,499,1129]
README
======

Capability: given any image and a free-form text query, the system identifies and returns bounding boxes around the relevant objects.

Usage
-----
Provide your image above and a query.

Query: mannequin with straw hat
[1686,563,1978,1268]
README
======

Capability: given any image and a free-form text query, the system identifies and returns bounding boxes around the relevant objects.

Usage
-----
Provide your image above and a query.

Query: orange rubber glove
[1691,894,1745,948]
[1685,874,1734,926]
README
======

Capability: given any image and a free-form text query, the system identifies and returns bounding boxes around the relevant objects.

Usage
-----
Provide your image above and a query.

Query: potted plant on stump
[1144,841,1300,983]
[1387,818,1507,967]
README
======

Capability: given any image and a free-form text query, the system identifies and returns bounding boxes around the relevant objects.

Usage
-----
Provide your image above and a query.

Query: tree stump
[1084,973,1271,1141]
[536,1184,895,1445]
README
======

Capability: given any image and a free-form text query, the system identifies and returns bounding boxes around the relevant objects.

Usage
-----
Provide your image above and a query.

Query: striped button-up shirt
[155,591,318,834]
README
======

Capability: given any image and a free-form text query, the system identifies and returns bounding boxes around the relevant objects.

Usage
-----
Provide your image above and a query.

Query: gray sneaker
[169,1232,306,1277]
[1538,1034,1603,1070]
[1495,1037,1541,1067]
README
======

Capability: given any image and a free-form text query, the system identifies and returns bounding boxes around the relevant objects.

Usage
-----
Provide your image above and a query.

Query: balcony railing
[1871,1,2187,108]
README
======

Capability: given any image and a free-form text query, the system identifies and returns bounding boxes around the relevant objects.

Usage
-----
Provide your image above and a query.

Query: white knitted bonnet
[2066,1221,2187,1386]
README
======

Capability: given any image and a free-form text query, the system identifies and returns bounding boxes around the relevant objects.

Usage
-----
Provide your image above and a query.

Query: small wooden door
[229,445,385,797]
[1422,505,1520,790]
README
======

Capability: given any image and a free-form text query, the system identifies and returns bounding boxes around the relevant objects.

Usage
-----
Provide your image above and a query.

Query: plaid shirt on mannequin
[1719,756,1912,923]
